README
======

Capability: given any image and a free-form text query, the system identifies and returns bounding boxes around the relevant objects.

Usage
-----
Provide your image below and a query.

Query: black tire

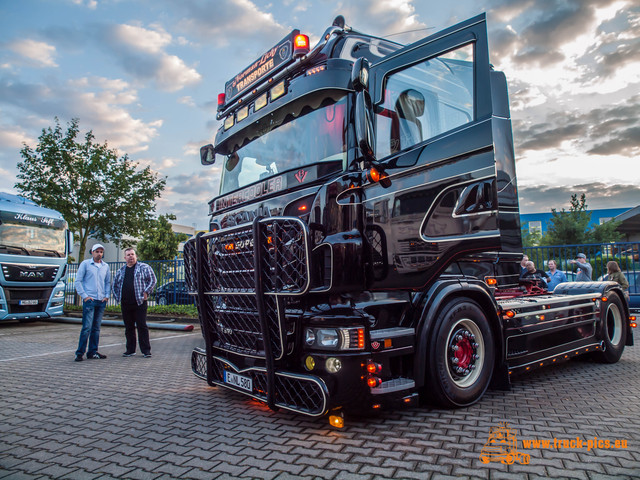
[593,291,626,363]
[158,295,167,306]
[424,299,495,408]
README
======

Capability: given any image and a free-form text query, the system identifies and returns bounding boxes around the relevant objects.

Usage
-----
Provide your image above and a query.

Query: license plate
[19,300,38,305]
[224,371,252,392]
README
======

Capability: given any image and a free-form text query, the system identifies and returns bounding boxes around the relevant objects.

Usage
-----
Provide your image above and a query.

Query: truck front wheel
[425,299,495,408]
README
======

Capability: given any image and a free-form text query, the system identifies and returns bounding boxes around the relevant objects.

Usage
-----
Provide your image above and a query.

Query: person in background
[605,261,629,300]
[520,255,529,276]
[112,248,157,358]
[520,260,550,290]
[546,259,568,291]
[570,253,592,281]
[74,244,111,362]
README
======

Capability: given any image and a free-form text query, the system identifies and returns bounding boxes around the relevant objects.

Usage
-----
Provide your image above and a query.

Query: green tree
[521,224,542,247]
[588,218,623,243]
[543,194,591,246]
[137,214,188,261]
[16,118,166,260]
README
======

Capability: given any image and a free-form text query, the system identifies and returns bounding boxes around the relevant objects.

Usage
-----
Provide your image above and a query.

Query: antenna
[382,27,435,38]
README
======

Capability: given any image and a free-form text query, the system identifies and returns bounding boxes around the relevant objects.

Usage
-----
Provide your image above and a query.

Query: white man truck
[0,193,73,321]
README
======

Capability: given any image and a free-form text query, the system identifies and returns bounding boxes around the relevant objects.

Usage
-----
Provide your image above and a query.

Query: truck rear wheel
[425,299,495,408]
[594,292,626,364]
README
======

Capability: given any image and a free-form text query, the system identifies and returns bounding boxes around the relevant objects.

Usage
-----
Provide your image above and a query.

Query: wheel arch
[413,278,508,389]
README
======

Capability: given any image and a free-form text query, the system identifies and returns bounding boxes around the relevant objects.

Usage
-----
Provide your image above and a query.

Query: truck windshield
[220,96,347,195]
[0,220,66,257]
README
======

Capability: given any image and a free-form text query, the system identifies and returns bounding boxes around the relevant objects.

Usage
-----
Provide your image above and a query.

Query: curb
[46,316,195,331]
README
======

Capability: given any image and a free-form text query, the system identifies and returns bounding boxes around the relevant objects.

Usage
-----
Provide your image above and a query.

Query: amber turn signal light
[366,167,391,188]
[329,414,344,428]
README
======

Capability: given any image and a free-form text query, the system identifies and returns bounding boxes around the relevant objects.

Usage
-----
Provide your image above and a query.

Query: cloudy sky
[1,0,638,230]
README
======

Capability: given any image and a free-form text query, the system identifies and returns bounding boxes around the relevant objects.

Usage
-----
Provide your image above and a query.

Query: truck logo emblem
[371,341,380,350]
[295,169,308,183]
[20,271,44,278]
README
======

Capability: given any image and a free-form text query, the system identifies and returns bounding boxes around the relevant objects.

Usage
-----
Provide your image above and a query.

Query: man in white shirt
[74,244,111,361]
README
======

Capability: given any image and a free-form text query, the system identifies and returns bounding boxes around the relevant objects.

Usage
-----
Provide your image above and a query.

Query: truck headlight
[53,290,64,298]
[303,326,365,351]
[317,329,339,348]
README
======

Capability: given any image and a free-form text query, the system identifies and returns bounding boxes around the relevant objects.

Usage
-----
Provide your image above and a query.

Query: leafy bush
[64,303,197,318]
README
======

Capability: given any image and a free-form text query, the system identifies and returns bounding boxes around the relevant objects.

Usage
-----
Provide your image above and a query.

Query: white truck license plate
[19,300,38,305]
[224,371,252,392]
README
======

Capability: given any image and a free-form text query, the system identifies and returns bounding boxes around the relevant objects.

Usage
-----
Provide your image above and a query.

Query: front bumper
[192,347,329,416]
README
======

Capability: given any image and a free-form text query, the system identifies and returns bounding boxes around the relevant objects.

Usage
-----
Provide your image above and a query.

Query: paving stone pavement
[0,320,639,480]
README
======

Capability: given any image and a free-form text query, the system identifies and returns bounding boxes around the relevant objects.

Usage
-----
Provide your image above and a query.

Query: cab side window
[375,44,474,158]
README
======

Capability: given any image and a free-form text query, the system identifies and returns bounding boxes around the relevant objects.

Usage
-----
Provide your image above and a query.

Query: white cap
[91,243,105,252]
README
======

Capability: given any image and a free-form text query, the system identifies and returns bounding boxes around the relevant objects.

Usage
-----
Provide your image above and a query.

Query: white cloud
[183,140,204,156]
[334,0,428,41]
[9,39,58,68]
[113,23,172,54]
[178,96,195,107]
[0,125,34,149]
[105,23,202,91]
[156,55,201,92]
[71,0,98,9]
[175,0,288,46]
[0,75,163,154]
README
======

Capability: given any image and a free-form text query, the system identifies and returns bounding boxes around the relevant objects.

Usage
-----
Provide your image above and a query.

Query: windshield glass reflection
[220,97,347,195]
[0,222,66,257]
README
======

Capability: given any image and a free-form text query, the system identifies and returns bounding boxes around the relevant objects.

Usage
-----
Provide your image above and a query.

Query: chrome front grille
[186,218,310,359]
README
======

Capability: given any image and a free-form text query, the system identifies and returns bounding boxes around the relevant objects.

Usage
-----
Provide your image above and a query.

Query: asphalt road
[0,320,639,479]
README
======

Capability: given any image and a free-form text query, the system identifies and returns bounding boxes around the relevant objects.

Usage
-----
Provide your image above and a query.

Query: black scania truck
[185,14,634,425]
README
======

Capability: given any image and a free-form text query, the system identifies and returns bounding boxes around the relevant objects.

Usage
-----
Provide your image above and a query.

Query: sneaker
[143,353,152,358]
[122,352,136,357]
[75,354,83,362]
[87,352,107,359]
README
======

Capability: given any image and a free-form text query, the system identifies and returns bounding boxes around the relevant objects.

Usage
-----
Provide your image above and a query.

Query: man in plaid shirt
[112,248,157,357]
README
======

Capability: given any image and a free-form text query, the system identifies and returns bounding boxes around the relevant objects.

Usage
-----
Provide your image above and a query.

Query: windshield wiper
[0,244,31,255]
[32,248,63,258]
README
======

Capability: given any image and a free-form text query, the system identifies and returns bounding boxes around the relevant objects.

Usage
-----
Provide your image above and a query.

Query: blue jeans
[76,299,107,356]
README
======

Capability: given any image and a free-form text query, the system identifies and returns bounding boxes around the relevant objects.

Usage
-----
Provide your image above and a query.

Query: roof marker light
[271,81,285,101]
[237,105,249,122]
[306,65,326,76]
[255,92,267,111]
[217,93,225,110]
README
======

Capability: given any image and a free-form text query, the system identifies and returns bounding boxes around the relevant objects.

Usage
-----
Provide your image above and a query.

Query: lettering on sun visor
[212,175,286,213]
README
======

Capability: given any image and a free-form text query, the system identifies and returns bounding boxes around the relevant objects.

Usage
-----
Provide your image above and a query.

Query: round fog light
[304,355,315,371]
[326,357,342,373]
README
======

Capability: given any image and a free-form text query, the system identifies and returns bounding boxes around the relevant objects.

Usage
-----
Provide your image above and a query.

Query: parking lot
[1,320,639,479]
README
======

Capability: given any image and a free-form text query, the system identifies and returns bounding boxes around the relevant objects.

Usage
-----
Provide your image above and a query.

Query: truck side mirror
[351,57,370,92]
[355,90,376,163]
[200,144,216,165]
[67,230,74,254]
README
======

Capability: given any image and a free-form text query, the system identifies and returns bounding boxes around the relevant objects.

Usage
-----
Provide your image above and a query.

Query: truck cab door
[363,14,509,290]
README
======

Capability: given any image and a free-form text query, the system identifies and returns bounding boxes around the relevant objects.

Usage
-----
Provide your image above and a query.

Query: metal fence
[64,257,194,307]
[64,241,640,307]
[523,241,640,297]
